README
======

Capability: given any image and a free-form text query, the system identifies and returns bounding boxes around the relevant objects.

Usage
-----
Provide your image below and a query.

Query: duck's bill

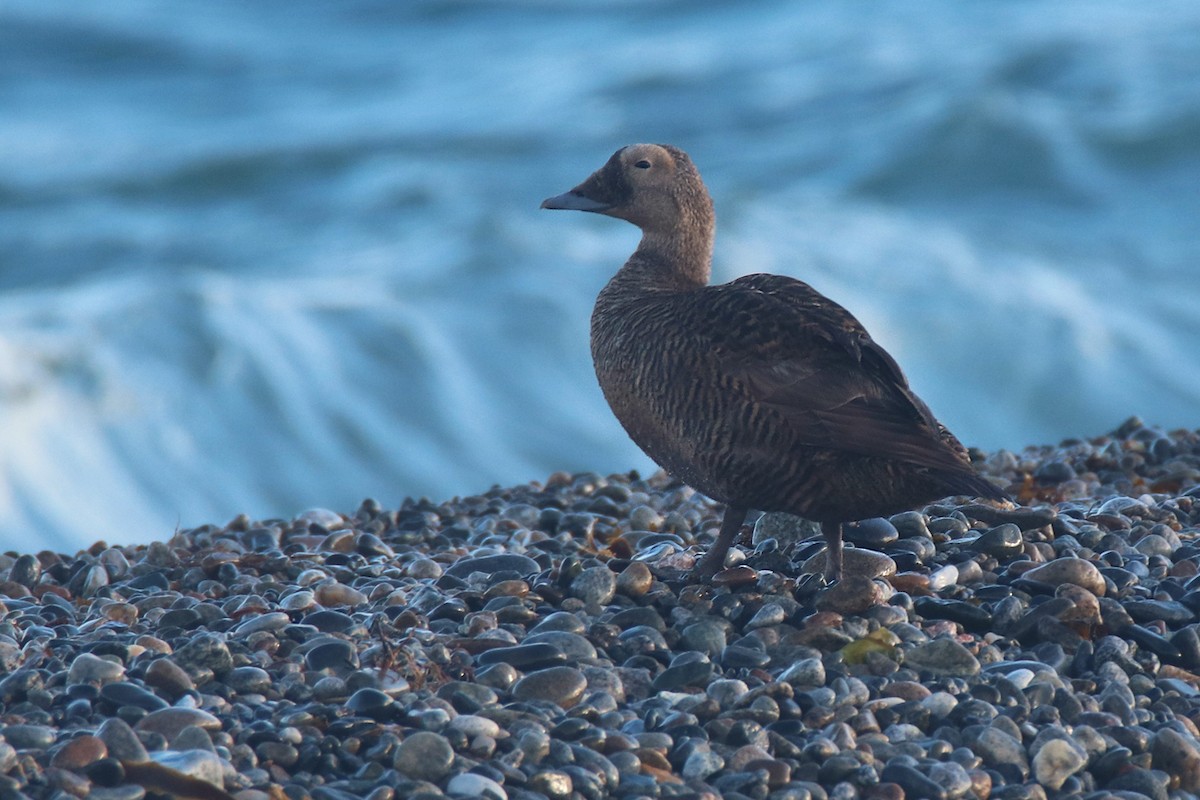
[540,191,612,212]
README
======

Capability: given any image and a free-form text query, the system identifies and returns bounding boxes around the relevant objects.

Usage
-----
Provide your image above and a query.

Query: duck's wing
[706,273,972,473]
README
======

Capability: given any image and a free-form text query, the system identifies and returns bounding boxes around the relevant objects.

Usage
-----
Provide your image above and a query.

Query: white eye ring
[634,159,652,169]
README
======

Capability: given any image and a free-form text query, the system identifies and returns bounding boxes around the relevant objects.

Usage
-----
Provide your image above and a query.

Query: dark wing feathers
[709,274,973,473]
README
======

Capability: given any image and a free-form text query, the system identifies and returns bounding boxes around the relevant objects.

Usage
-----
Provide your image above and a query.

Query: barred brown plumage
[542,144,1007,583]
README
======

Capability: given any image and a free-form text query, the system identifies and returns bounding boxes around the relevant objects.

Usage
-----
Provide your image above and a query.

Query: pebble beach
[2,417,1200,800]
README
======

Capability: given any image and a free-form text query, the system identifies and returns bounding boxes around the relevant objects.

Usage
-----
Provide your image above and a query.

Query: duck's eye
[634,159,652,169]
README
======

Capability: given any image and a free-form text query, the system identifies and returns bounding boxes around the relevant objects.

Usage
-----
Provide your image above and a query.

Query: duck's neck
[617,213,714,292]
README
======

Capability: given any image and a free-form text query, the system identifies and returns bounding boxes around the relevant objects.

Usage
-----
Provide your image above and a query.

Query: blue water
[2,1,1199,552]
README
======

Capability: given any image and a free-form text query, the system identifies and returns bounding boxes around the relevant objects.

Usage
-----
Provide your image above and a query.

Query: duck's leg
[693,506,747,580]
[821,520,844,583]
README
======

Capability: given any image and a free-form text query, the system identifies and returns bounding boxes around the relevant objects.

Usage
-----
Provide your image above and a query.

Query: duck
[542,144,1007,582]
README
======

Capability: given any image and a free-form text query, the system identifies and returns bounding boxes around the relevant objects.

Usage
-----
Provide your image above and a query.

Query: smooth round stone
[158,608,202,629]
[3,724,55,749]
[721,645,771,669]
[150,749,225,789]
[745,603,786,630]
[445,554,539,579]
[96,718,149,762]
[528,769,573,800]
[880,763,945,800]
[226,666,272,694]
[904,639,981,677]
[611,606,667,632]
[1032,737,1087,791]
[279,591,316,612]
[570,566,617,607]
[450,714,501,739]
[173,634,233,676]
[50,735,107,770]
[136,708,221,741]
[843,518,899,548]
[524,631,597,661]
[707,678,749,707]
[1109,767,1170,800]
[927,564,959,591]
[971,524,1025,557]
[346,688,394,717]
[447,772,507,800]
[528,611,587,635]
[815,576,886,614]
[304,639,359,672]
[680,620,727,656]
[144,659,196,697]
[683,749,725,780]
[1024,557,1106,595]
[779,658,825,687]
[256,741,299,768]
[476,663,519,691]
[393,731,454,782]
[580,666,625,703]
[652,659,714,691]
[805,549,897,580]
[1125,599,1195,626]
[65,652,126,685]
[314,581,368,607]
[973,727,1029,775]
[912,598,993,631]
[512,666,587,709]
[437,680,499,709]
[302,610,357,633]
[8,554,41,587]
[1151,728,1200,791]
[1135,533,1174,557]
[889,511,930,538]
[99,682,169,712]
[616,561,654,597]
[476,643,566,670]
[753,512,819,546]
[407,558,443,579]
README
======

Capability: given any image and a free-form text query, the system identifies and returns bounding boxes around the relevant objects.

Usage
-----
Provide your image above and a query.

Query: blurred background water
[2,0,1198,552]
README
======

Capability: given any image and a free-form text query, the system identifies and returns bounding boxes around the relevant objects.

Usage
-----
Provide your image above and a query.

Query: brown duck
[542,144,1006,582]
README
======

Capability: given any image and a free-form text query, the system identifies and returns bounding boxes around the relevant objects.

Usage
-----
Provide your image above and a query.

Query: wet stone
[304,639,360,672]
[3,724,56,749]
[68,653,126,685]
[172,633,233,677]
[50,735,107,770]
[904,639,981,677]
[96,718,149,762]
[475,643,567,670]
[394,731,455,782]
[445,554,540,579]
[143,659,196,697]
[99,682,169,712]
[136,708,222,742]
[571,565,617,607]
[652,658,714,691]
[1032,737,1087,791]
[511,666,587,709]
[1024,557,1106,595]
[843,517,899,548]
[815,576,886,615]
[1151,728,1200,791]
[616,561,654,597]
[447,771,507,800]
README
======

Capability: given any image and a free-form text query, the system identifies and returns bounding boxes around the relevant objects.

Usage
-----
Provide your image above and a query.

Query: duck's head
[541,144,710,232]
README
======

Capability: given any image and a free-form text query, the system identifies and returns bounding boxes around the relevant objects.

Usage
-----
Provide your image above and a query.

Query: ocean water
[1,1,1198,552]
